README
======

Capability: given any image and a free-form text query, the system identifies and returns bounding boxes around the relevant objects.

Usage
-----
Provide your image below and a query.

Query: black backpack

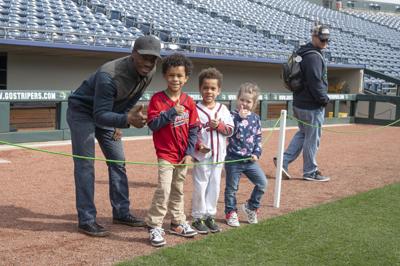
[282,50,323,92]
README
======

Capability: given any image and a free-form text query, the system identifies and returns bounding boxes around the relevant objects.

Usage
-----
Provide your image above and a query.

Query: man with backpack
[276,24,330,182]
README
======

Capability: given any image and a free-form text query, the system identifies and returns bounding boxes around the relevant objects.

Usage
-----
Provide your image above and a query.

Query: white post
[274,110,287,208]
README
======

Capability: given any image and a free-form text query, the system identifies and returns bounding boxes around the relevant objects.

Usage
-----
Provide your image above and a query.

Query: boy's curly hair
[237,82,260,111]
[161,53,193,76]
[198,67,223,88]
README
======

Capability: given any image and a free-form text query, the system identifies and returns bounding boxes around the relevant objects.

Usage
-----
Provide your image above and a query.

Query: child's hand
[113,128,123,141]
[199,144,211,154]
[178,155,192,165]
[210,113,220,129]
[174,101,185,115]
[239,105,250,119]
[251,154,258,161]
[127,104,147,128]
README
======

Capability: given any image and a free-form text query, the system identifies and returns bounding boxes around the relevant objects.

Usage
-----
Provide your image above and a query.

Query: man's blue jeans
[224,160,267,214]
[283,106,325,175]
[67,107,130,225]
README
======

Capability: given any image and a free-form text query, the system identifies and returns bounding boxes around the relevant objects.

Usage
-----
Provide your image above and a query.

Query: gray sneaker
[273,157,291,179]
[204,216,221,233]
[149,227,166,247]
[169,222,198,237]
[241,203,258,224]
[303,170,330,182]
[192,218,209,234]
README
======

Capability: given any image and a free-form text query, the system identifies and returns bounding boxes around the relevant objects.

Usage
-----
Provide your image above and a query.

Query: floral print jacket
[226,110,262,160]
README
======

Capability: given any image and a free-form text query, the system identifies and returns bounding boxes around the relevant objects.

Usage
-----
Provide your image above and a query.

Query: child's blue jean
[224,160,267,214]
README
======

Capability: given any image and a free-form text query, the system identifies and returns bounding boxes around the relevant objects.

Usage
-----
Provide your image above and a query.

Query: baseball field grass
[118,183,400,266]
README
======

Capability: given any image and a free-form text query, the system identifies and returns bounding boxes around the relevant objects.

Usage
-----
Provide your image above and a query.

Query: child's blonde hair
[237,82,260,111]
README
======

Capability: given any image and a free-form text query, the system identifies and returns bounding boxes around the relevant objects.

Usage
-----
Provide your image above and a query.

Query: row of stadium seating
[249,0,400,76]
[0,0,144,47]
[344,9,400,31]
[179,0,400,73]
[268,0,400,48]
[90,0,294,59]
[0,0,399,90]
[364,76,398,95]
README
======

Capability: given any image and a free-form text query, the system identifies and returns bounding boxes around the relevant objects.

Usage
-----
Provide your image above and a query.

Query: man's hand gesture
[127,104,147,128]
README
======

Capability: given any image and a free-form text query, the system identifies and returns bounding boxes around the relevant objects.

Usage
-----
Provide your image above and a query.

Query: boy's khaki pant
[146,159,187,228]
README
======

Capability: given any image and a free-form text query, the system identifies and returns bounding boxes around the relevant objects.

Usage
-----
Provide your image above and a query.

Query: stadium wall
[5,48,363,94]
[6,51,291,93]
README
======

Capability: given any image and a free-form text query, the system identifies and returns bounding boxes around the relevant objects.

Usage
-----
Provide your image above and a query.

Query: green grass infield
[118,183,400,266]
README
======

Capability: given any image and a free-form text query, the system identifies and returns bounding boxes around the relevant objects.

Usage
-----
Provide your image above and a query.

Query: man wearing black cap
[67,35,161,236]
[275,24,330,182]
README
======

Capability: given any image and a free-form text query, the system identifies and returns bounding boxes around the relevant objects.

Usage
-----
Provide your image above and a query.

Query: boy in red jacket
[145,53,200,247]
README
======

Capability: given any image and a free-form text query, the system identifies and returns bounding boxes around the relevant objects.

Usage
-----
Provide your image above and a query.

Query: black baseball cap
[133,35,161,58]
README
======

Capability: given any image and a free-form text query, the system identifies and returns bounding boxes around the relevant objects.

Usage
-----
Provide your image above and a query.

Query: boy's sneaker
[273,157,291,179]
[169,222,198,238]
[204,216,221,233]
[303,170,330,182]
[149,227,166,247]
[192,218,209,234]
[225,211,240,227]
[241,203,258,224]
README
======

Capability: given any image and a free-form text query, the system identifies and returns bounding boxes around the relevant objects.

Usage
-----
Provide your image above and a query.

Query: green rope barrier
[288,115,400,134]
[0,118,281,167]
[261,118,281,146]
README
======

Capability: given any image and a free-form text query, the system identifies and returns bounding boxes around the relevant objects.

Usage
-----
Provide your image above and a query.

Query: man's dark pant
[67,107,130,225]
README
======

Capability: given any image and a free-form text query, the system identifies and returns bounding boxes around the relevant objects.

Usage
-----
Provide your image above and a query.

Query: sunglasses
[320,38,329,43]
